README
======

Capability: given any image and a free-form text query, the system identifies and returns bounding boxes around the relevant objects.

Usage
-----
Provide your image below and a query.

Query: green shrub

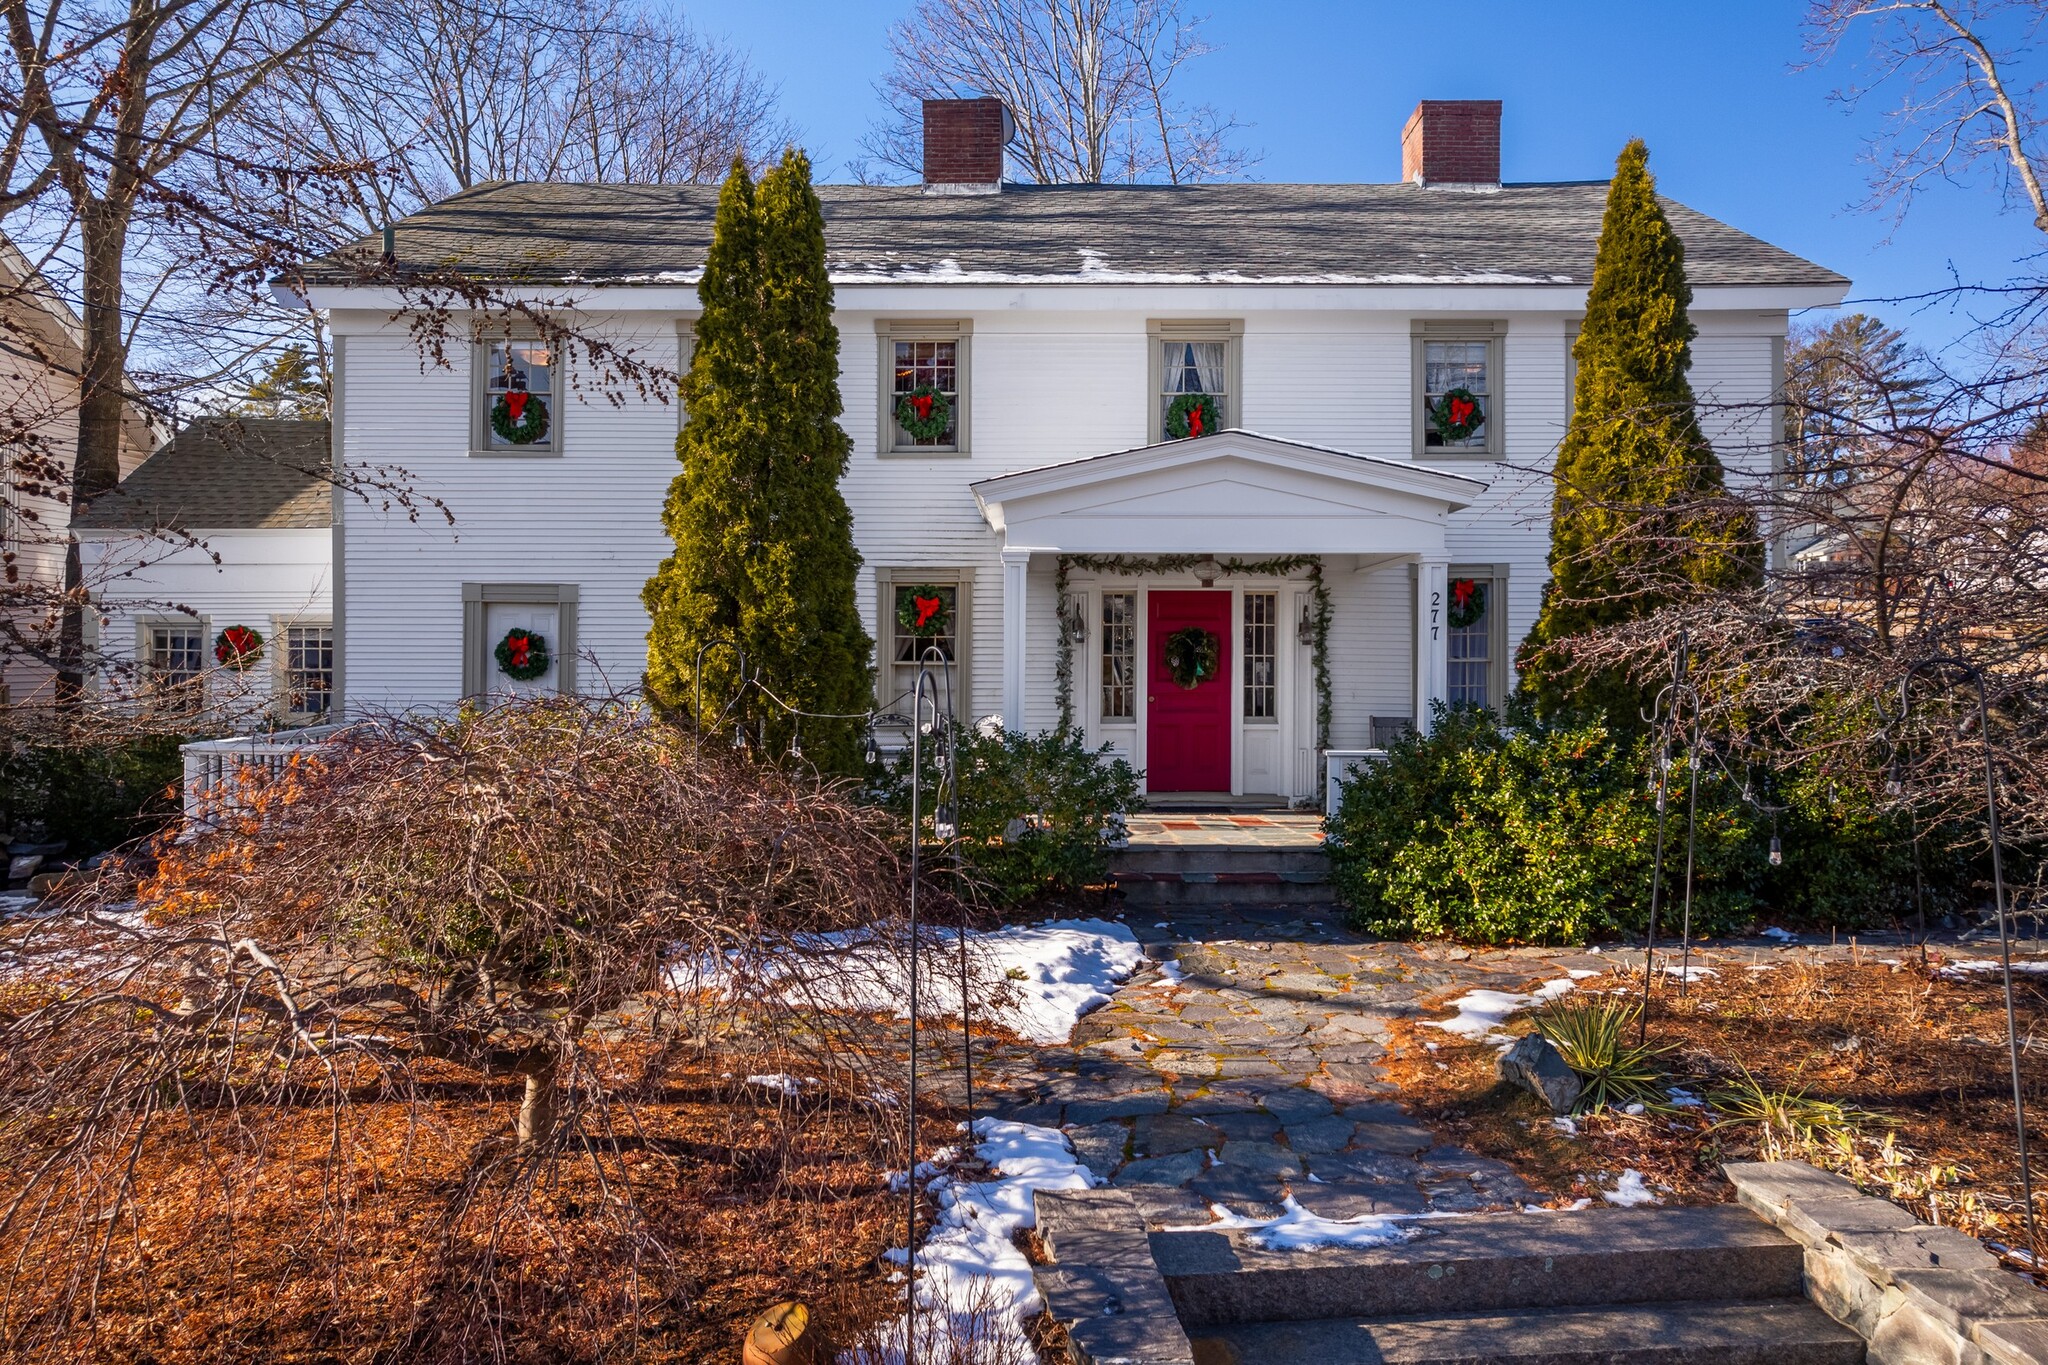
[872,724,1139,908]
[0,735,187,853]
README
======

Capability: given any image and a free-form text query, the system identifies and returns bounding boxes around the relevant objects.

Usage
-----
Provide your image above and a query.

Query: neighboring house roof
[73,416,331,530]
[304,180,1847,290]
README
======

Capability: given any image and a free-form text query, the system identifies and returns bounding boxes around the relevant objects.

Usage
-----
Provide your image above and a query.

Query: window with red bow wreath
[490,389,551,445]
[1447,578,1487,630]
[495,627,551,680]
[896,584,951,638]
[895,385,952,442]
[1163,626,1220,689]
[1429,387,1485,444]
[1164,392,1219,440]
[213,624,264,670]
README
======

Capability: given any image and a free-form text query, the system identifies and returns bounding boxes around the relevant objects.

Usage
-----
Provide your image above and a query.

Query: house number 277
[1429,588,1441,641]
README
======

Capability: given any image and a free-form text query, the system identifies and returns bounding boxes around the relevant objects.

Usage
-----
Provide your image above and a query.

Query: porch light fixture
[1298,600,1313,637]
[1196,556,1219,587]
[1058,593,1087,644]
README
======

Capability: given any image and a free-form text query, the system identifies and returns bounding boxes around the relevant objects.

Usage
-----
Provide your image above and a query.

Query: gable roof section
[303,180,1845,290]
[970,429,1486,557]
[73,416,331,531]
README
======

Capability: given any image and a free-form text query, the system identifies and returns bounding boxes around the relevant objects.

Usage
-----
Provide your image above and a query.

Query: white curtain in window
[1166,341,1227,395]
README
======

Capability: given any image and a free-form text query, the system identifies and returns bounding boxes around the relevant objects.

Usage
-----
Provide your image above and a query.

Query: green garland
[1051,554,1333,748]
[895,385,952,441]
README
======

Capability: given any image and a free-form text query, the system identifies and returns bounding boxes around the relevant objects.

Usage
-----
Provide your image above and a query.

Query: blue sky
[685,0,2046,352]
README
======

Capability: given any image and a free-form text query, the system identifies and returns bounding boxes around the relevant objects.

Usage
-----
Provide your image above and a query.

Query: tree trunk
[516,1055,559,1149]
[56,196,133,704]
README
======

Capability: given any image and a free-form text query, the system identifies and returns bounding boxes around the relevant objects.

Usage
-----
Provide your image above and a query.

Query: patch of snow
[1552,1117,1579,1136]
[1602,1170,1662,1207]
[1940,959,2048,980]
[1623,1103,1646,1116]
[1425,977,1577,1043]
[1659,963,1716,982]
[1566,969,1602,980]
[870,1118,1099,1360]
[744,1073,804,1097]
[669,917,1145,1045]
[1667,1088,1706,1109]
[1204,1196,1433,1252]
[1760,927,1798,943]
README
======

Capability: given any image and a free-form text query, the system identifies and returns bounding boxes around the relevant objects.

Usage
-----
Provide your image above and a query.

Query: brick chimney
[922,97,1012,194]
[1401,100,1502,188]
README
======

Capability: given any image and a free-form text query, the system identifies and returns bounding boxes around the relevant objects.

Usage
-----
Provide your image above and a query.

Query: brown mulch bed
[0,1054,953,1364]
[1385,949,2048,1266]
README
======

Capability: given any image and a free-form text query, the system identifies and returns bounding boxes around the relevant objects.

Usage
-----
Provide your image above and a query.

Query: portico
[970,430,1486,801]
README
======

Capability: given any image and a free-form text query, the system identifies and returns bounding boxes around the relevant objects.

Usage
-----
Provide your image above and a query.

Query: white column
[1414,556,1450,735]
[1000,547,1033,732]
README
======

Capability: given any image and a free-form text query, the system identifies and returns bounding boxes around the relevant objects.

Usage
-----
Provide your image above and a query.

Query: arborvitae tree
[643,151,873,767]
[1518,139,1762,728]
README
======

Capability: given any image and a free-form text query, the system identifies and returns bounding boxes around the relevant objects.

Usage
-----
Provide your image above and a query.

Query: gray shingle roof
[305,180,1846,290]
[73,417,331,530]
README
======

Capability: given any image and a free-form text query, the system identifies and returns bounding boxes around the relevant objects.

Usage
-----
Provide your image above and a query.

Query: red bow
[506,392,529,423]
[1451,579,1477,610]
[911,393,934,420]
[508,633,531,667]
[1187,405,1204,439]
[1448,397,1475,428]
[913,596,943,629]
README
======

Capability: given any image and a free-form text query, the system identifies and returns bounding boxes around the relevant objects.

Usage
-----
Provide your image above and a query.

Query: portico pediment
[969,429,1486,557]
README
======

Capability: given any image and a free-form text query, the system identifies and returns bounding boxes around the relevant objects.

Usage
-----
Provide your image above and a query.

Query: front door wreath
[1163,626,1220,690]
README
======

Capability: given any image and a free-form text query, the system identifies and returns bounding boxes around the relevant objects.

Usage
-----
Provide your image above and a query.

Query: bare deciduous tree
[860,0,1256,184]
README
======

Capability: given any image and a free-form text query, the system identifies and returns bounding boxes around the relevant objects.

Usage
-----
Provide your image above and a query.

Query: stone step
[1186,1298,1866,1364]
[1152,1206,1807,1327]
[1114,876,1338,908]
[1111,847,1332,878]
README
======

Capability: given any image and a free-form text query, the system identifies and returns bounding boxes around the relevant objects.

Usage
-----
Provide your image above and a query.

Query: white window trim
[1447,562,1512,710]
[271,616,335,724]
[1413,319,1507,459]
[461,583,579,697]
[1148,318,1244,445]
[876,319,972,456]
[1096,586,1139,728]
[136,613,208,709]
[875,566,972,717]
[471,333,562,458]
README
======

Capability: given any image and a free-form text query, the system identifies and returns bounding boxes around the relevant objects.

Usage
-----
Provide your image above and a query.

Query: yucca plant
[1534,996,1672,1112]
[1708,1064,1877,1160]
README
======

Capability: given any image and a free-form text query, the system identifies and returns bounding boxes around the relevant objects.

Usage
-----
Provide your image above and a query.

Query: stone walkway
[1119,812,1326,848]
[979,904,1609,1228]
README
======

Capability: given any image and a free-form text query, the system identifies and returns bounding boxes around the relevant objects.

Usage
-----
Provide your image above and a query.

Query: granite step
[1152,1205,1808,1328]
[1111,847,1333,878]
[1185,1298,1866,1364]
[1115,877,1338,908]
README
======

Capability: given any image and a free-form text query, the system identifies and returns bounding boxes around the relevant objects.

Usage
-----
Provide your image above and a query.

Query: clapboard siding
[334,304,1789,749]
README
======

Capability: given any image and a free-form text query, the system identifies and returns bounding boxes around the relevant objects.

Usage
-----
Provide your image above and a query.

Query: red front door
[1147,590,1232,793]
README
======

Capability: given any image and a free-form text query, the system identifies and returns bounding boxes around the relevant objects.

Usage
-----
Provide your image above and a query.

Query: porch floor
[1121,811,1325,850]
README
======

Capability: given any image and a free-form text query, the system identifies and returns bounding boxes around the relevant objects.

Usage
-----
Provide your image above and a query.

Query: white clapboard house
[292,99,1845,804]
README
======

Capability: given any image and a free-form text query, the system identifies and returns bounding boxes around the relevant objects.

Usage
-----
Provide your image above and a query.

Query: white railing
[1323,747,1389,815]
[181,724,345,829]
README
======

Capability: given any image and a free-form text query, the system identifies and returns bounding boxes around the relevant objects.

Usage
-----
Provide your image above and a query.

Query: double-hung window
[476,337,557,454]
[281,623,335,720]
[1414,321,1505,457]
[877,320,969,454]
[878,570,970,718]
[145,620,205,704]
[1149,320,1241,443]
[1446,568,1509,710]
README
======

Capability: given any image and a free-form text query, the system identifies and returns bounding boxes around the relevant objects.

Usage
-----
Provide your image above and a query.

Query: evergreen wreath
[1164,392,1220,440]
[1428,387,1485,444]
[1163,626,1221,690]
[490,389,551,445]
[895,385,952,441]
[213,624,263,670]
[494,627,551,681]
[896,584,951,638]
[1447,578,1487,630]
